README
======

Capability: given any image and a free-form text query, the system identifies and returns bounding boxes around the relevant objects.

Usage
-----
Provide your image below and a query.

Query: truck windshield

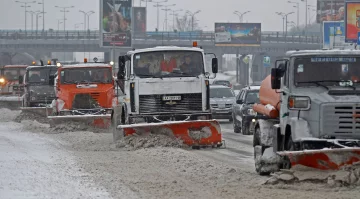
[133,50,204,78]
[61,67,112,84]
[27,67,57,83]
[294,56,360,87]
[3,68,26,81]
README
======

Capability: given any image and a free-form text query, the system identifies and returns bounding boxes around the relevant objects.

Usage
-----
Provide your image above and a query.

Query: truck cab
[50,62,116,115]
[272,50,360,143]
[0,65,28,95]
[20,64,57,107]
[114,46,218,124]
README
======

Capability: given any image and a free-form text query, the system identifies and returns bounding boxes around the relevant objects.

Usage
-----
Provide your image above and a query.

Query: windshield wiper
[298,80,356,90]
[75,80,90,84]
[137,74,163,79]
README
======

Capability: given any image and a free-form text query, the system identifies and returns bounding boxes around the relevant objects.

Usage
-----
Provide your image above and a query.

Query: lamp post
[170,9,182,31]
[26,11,35,31]
[37,0,45,31]
[233,10,250,23]
[186,10,201,31]
[35,12,43,32]
[87,11,95,31]
[307,5,316,24]
[152,0,168,31]
[55,5,74,31]
[276,12,294,36]
[161,4,175,31]
[288,1,299,30]
[57,19,63,32]
[74,23,83,30]
[15,1,36,32]
[301,0,308,30]
[79,10,94,31]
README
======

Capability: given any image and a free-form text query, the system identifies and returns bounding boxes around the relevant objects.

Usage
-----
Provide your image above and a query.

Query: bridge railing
[0,30,321,44]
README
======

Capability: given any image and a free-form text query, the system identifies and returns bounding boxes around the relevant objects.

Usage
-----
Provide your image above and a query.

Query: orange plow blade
[48,114,111,129]
[117,120,223,147]
[277,148,360,170]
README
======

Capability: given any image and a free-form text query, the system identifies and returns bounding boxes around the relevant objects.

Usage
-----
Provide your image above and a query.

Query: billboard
[100,0,132,48]
[345,1,360,43]
[133,7,146,33]
[316,0,345,23]
[323,21,351,49]
[214,23,261,47]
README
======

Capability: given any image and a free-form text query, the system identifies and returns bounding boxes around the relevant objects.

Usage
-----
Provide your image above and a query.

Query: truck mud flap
[48,114,111,129]
[117,120,223,148]
[277,148,360,170]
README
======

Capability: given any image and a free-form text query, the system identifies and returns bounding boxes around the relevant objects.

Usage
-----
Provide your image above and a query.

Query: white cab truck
[253,50,360,175]
[112,46,218,124]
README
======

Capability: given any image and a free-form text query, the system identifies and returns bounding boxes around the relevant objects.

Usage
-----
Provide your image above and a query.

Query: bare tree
[175,14,200,31]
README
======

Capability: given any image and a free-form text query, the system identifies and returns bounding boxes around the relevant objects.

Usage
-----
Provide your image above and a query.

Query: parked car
[210,85,236,121]
[213,80,232,88]
[232,86,268,135]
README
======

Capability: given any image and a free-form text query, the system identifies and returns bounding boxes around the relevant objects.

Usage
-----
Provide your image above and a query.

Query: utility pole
[152,0,168,31]
[15,1,36,32]
[55,5,74,31]
[27,11,35,31]
[234,11,250,23]
[186,10,201,31]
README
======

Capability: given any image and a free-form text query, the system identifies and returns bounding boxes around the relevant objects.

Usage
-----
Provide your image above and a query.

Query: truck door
[280,60,290,135]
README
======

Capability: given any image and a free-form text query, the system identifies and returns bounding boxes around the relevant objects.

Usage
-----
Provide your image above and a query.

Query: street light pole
[79,10,94,30]
[87,11,95,31]
[170,9,182,31]
[301,0,308,30]
[55,5,74,31]
[152,0,168,31]
[36,13,42,32]
[186,10,201,31]
[161,4,175,31]
[27,11,35,31]
[15,1,36,32]
[288,1,299,30]
[37,0,45,31]
[234,11,250,23]
[57,20,63,32]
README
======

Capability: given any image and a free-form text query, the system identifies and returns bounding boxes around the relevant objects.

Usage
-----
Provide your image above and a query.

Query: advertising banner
[133,7,146,33]
[316,0,345,23]
[323,21,351,49]
[345,1,360,43]
[214,23,261,47]
[100,0,132,48]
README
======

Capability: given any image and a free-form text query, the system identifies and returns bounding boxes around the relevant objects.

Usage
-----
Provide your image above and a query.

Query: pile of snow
[14,111,49,124]
[20,120,50,133]
[0,108,21,122]
[116,133,185,150]
[264,163,360,187]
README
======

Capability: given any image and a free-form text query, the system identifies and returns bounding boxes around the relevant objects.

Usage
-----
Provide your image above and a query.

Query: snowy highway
[1,109,360,199]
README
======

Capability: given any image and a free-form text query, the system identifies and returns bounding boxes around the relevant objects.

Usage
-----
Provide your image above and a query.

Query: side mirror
[118,56,126,80]
[18,76,24,84]
[271,68,281,89]
[49,75,55,86]
[212,57,218,73]
[236,99,243,104]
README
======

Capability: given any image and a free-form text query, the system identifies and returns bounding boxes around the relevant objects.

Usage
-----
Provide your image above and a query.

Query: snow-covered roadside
[0,121,116,199]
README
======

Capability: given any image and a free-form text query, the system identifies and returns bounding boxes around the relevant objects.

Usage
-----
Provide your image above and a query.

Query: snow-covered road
[1,109,360,199]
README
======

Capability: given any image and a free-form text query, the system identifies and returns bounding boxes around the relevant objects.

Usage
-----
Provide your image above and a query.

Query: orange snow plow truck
[252,50,360,175]
[47,59,116,128]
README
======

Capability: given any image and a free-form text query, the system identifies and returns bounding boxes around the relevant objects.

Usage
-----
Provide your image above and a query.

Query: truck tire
[242,122,249,135]
[233,119,241,133]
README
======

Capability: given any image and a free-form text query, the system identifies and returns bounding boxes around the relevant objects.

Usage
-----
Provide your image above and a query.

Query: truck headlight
[288,96,311,110]
[247,108,256,115]
[0,78,5,83]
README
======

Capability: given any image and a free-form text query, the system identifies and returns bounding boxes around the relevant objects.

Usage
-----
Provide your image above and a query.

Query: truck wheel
[254,145,270,176]
[233,119,241,133]
[241,122,249,135]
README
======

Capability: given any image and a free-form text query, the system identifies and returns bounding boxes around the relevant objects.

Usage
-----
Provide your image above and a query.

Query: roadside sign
[263,56,270,67]
[357,32,360,45]
[243,56,250,64]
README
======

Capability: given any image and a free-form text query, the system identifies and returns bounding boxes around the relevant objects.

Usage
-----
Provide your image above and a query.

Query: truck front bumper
[129,112,212,123]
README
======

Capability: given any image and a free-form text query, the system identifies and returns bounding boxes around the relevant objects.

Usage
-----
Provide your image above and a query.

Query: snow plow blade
[277,148,360,170]
[20,107,52,117]
[48,114,111,129]
[115,120,223,147]
[0,96,23,110]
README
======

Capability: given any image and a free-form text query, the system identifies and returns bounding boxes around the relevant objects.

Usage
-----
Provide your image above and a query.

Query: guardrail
[0,30,321,44]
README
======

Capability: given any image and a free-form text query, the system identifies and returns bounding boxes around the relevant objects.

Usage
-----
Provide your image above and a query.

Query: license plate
[218,103,225,108]
[162,96,181,101]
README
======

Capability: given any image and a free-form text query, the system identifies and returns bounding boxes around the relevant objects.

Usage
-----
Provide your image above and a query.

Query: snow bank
[116,133,185,150]
[264,163,360,187]
[0,108,21,122]
[14,111,49,124]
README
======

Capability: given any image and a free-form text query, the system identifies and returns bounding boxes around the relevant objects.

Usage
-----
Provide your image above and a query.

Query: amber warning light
[193,41,198,47]
[84,58,88,63]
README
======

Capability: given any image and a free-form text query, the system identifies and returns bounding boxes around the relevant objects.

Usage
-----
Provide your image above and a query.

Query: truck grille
[321,104,360,135]
[139,93,202,114]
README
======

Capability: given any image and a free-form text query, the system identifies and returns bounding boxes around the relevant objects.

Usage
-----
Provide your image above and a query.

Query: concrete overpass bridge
[0,30,323,86]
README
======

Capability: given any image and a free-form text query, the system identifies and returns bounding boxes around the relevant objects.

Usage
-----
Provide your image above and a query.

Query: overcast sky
[0,0,317,32]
